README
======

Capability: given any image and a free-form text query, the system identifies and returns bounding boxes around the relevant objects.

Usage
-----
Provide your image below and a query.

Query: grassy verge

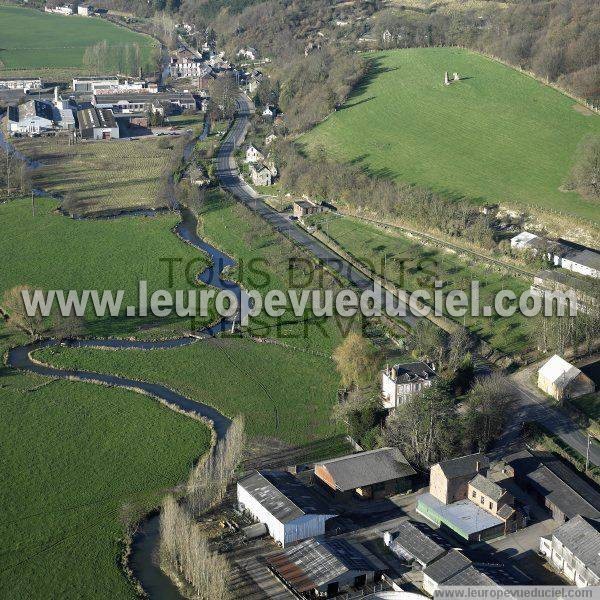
[305,213,531,355]
[0,371,210,599]
[569,393,600,438]
[14,137,180,215]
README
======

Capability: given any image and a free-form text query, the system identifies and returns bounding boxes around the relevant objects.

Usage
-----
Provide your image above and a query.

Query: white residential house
[237,470,336,547]
[245,144,265,164]
[249,164,272,186]
[237,47,258,61]
[381,362,436,409]
[262,105,276,118]
[539,515,600,587]
[77,5,93,16]
[538,355,595,401]
[511,231,540,250]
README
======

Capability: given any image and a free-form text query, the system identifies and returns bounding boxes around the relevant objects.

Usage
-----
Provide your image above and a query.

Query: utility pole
[31,190,35,217]
[586,432,592,474]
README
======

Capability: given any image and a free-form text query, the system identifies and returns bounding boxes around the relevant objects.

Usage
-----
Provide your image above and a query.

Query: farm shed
[77,107,119,140]
[267,538,378,597]
[538,355,595,401]
[383,520,448,567]
[315,447,416,499]
[237,470,336,547]
[506,449,600,524]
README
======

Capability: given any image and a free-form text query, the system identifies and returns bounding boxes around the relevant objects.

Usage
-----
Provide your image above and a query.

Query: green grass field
[0,198,207,338]
[302,48,600,223]
[0,5,157,77]
[0,372,210,599]
[307,213,531,355]
[14,137,179,215]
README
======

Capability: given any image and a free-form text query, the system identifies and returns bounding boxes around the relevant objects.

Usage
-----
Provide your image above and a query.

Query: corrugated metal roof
[507,449,600,520]
[552,515,600,577]
[423,549,471,584]
[268,538,375,589]
[316,448,416,492]
[238,470,335,523]
[388,521,447,565]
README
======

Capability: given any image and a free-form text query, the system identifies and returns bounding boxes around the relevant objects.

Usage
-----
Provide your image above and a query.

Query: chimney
[476,460,481,473]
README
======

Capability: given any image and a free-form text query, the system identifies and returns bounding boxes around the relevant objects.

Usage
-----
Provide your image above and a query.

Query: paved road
[215,95,418,329]
[216,94,600,468]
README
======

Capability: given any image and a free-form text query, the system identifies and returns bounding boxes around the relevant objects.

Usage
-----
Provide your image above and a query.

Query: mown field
[307,213,531,355]
[0,5,157,78]
[0,368,210,599]
[0,197,206,337]
[302,48,600,223]
[14,137,177,215]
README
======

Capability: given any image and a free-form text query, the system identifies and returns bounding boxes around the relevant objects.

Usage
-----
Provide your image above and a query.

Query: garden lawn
[0,197,207,338]
[308,214,531,355]
[0,5,157,76]
[14,137,177,214]
[302,48,600,223]
[0,375,210,600]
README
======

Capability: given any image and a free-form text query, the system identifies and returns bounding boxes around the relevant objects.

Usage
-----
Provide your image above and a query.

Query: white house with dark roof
[538,355,595,401]
[381,362,436,409]
[237,470,336,547]
[540,515,600,586]
[315,447,416,499]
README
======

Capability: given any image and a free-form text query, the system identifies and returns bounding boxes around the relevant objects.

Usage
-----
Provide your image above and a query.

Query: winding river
[5,126,239,597]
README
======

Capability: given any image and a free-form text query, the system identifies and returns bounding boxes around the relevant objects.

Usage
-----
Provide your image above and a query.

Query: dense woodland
[93,0,600,106]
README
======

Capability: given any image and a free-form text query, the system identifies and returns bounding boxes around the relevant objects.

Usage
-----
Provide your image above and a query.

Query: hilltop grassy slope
[0,372,210,600]
[0,5,157,77]
[302,48,600,223]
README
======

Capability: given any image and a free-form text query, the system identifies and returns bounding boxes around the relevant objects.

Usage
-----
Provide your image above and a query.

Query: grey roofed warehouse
[385,520,448,567]
[315,447,416,498]
[237,470,333,523]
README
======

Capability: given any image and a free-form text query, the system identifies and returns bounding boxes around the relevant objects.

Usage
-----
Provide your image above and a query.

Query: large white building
[538,355,595,401]
[381,362,436,409]
[7,100,55,136]
[540,515,600,587]
[0,77,42,91]
[237,470,336,547]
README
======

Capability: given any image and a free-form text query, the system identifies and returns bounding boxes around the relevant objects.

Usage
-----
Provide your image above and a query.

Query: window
[480,496,484,504]
[489,502,494,510]
[472,490,476,498]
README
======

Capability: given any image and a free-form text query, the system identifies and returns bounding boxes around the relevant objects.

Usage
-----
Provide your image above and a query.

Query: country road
[217,94,600,468]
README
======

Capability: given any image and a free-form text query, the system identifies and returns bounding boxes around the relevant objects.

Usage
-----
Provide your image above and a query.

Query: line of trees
[275,140,497,248]
[82,40,149,77]
[159,416,245,599]
[0,145,33,200]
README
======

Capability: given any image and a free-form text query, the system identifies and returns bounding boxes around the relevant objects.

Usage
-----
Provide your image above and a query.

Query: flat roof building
[315,448,416,500]
[237,470,336,547]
